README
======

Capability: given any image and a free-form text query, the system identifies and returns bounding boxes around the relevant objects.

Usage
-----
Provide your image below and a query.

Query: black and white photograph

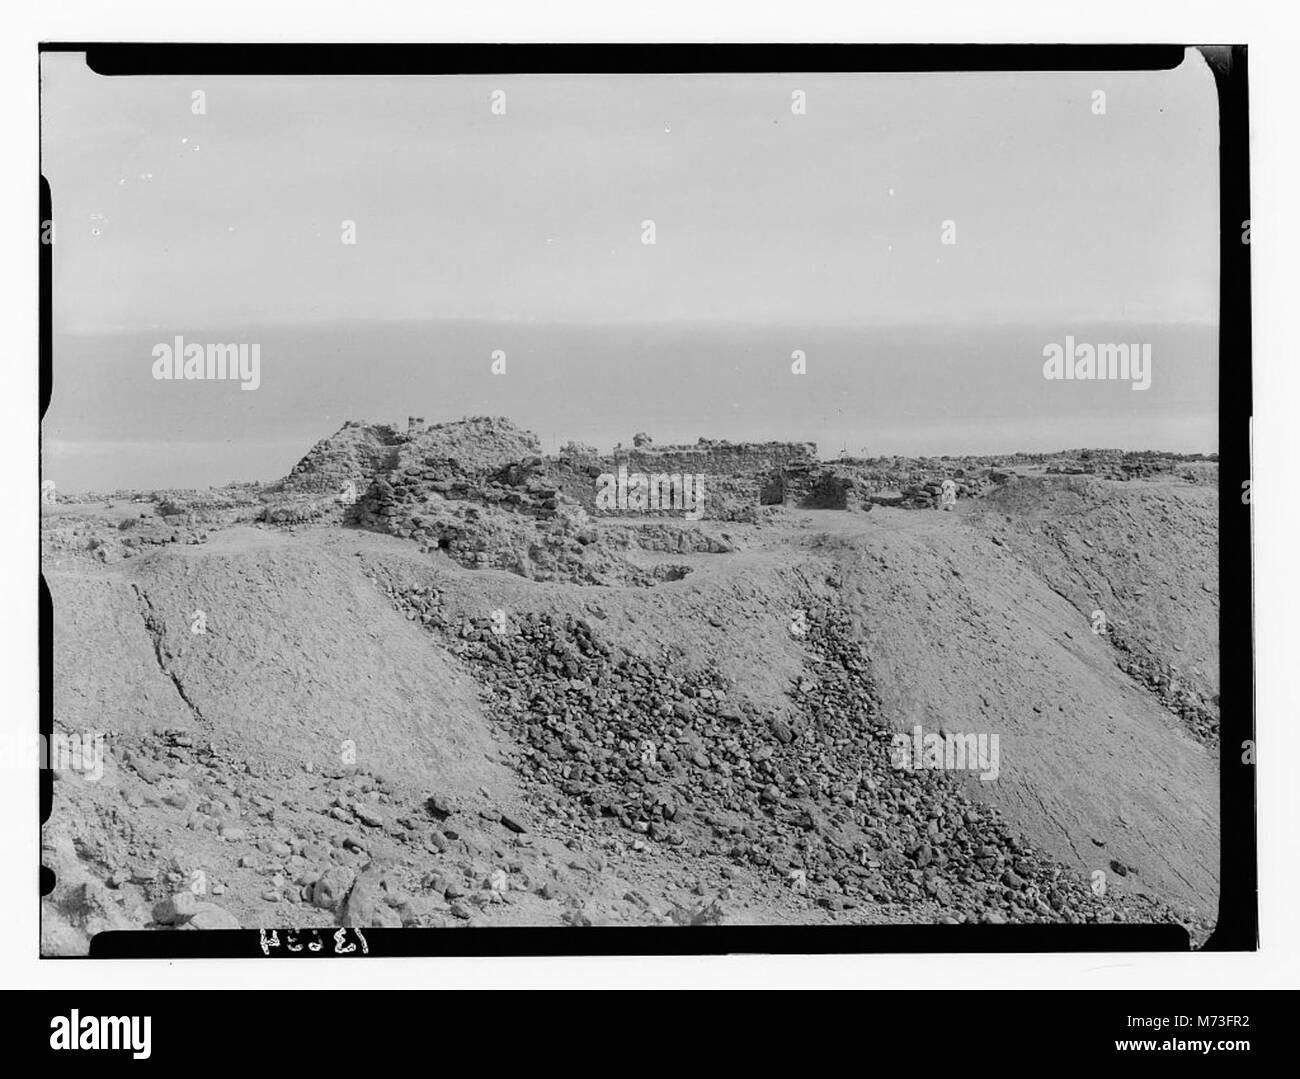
[36,44,1246,957]
[3,0,1293,1026]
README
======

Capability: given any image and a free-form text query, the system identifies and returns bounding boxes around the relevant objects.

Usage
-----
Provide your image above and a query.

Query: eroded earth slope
[40,424,1220,951]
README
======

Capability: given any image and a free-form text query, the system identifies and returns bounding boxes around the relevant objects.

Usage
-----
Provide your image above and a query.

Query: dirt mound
[803,512,1218,917]
[973,474,1219,744]
[355,508,1215,923]
[48,529,509,791]
[42,429,1221,953]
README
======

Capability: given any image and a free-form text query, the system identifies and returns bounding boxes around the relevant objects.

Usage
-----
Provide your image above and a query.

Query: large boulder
[338,862,402,928]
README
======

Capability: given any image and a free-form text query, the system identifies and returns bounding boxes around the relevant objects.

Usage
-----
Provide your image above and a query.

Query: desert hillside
[41,420,1219,951]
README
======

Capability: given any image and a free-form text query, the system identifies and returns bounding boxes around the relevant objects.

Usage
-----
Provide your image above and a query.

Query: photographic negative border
[37,42,1254,957]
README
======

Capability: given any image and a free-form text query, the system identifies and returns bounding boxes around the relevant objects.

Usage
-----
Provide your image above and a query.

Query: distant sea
[43,320,1218,493]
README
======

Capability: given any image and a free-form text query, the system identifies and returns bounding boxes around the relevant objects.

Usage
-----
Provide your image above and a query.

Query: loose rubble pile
[375,577,1202,931]
[355,456,565,532]
[277,419,683,585]
[1042,449,1217,483]
[43,724,633,947]
[41,509,212,565]
[600,522,737,555]
[1108,630,1219,745]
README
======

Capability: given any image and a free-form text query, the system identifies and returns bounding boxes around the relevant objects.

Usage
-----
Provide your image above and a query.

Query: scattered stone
[339,863,402,928]
[153,892,204,926]
[311,867,357,911]
[182,905,241,930]
[353,803,384,828]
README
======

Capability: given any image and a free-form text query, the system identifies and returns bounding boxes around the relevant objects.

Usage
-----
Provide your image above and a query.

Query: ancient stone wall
[284,421,406,495]
[561,439,819,519]
[613,439,816,475]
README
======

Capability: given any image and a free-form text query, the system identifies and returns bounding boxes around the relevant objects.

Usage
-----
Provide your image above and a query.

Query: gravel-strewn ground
[40,428,1220,952]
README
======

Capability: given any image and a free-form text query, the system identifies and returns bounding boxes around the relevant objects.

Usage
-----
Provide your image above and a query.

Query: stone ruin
[259,420,1218,583]
[584,438,818,520]
[267,420,1011,539]
[46,418,1216,580]
[780,464,871,510]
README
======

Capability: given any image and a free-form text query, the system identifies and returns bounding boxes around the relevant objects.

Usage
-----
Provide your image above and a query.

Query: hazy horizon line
[43,431,1218,497]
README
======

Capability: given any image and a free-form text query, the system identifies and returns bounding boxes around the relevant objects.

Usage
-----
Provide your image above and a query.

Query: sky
[40,51,1221,490]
